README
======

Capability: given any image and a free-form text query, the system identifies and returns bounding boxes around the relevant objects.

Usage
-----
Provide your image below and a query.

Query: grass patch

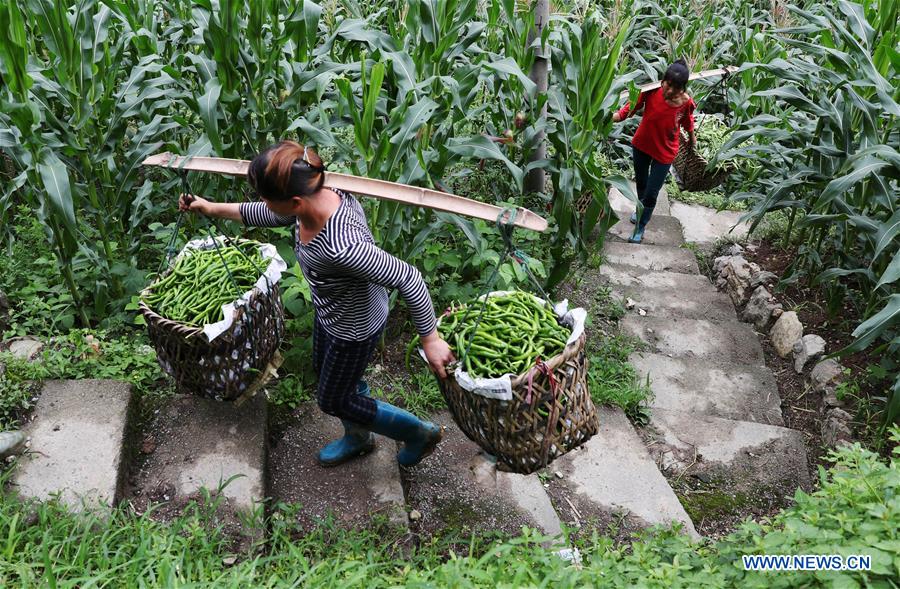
[665,179,746,211]
[587,286,653,424]
[0,436,896,586]
[0,330,171,430]
[587,334,653,425]
[372,367,444,417]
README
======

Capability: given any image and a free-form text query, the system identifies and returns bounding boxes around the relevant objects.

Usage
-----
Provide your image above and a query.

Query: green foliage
[0,330,168,429]
[372,367,444,417]
[587,286,653,423]
[266,374,314,410]
[587,333,653,425]
[0,430,897,586]
[720,0,900,421]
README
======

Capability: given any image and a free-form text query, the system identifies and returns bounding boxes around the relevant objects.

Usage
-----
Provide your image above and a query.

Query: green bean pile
[142,244,266,327]
[424,290,570,378]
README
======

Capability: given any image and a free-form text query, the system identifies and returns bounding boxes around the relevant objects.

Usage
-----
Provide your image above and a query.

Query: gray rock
[822,387,846,409]
[741,286,782,331]
[810,359,843,393]
[713,255,731,276]
[769,312,803,358]
[821,409,853,449]
[726,244,745,256]
[793,334,827,373]
[750,271,779,289]
[0,431,25,459]
[7,337,44,361]
[719,256,759,307]
[827,408,853,422]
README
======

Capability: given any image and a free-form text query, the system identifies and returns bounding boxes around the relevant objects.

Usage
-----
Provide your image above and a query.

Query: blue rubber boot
[629,206,654,243]
[317,381,376,467]
[367,400,442,467]
[629,212,637,224]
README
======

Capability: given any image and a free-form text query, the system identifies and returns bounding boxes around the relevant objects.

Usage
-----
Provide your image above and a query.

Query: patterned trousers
[312,317,383,424]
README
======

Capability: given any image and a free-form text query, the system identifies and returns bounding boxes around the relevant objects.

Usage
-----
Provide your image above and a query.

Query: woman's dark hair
[662,58,690,91]
[248,140,325,201]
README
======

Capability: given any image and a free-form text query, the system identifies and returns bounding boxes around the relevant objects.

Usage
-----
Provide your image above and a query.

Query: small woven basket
[437,333,598,474]
[672,129,734,192]
[140,240,284,401]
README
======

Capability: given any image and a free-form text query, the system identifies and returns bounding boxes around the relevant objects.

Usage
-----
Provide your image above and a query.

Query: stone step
[548,407,698,538]
[609,283,737,321]
[609,184,671,216]
[607,214,684,247]
[602,241,699,275]
[669,201,750,247]
[597,263,714,291]
[13,380,134,510]
[631,353,783,425]
[130,393,267,514]
[646,408,811,501]
[403,412,562,538]
[269,402,406,530]
[621,316,766,366]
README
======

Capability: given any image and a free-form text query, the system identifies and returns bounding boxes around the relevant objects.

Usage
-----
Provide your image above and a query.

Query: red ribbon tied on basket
[525,356,563,466]
[525,356,559,406]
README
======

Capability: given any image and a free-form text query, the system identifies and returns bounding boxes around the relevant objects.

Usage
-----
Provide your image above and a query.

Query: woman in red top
[612,59,696,243]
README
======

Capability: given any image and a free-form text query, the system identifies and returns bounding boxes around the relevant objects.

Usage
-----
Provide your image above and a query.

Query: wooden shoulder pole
[142,152,549,232]
[618,66,739,100]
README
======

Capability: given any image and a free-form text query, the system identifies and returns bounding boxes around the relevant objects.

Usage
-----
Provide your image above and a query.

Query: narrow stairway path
[601,187,811,532]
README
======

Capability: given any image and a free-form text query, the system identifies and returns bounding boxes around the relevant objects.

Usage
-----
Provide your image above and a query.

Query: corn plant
[722,0,900,423]
[543,8,637,286]
[0,0,181,324]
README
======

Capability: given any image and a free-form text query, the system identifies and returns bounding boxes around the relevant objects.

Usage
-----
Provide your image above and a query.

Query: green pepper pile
[419,290,571,379]
[141,243,266,327]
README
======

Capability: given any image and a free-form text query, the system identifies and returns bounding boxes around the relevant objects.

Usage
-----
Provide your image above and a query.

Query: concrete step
[631,352,783,425]
[597,262,713,291]
[602,241,699,275]
[548,407,698,538]
[608,214,684,247]
[610,283,737,321]
[669,201,750,247]
[13,380,134,510]
[646,408,811,498]
[269,402,406,530]
[403,412,563,538]
[621,316,766,366]
[130,393,267,514]
[609,184,671,216]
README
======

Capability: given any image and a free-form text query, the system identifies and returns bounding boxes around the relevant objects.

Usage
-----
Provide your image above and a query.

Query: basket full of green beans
[139,237,285,401]
[432,290,598,474]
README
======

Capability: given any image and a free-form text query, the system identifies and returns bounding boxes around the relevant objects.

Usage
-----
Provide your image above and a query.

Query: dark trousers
[632,146,671,229]
[312,317,383,425]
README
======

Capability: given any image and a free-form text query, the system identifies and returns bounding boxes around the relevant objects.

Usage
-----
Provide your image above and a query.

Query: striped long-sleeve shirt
[239,189,437,341]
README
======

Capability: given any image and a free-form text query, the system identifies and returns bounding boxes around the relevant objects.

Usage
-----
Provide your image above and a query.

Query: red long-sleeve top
[616,89,696,165]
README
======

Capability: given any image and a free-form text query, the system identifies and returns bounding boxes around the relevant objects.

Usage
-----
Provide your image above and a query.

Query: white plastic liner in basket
[424,290,586,402]
[175,236,288,342]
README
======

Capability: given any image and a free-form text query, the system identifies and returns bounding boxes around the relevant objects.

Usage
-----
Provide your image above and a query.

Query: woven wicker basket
[438,333,598,474]
[672,129,734,192]
[140,241,284,401]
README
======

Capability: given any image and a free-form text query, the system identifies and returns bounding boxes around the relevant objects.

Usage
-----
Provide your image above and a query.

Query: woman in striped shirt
[179,140,453,467]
